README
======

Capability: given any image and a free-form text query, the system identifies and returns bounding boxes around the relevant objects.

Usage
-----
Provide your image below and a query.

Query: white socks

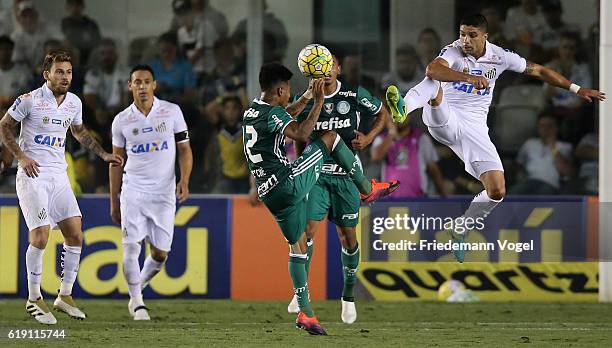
[122,243,142,299]
[140,255,165,287]
[59,244,82,296]
[458,190,503,235]
[403,77,440,114]
[26,244,44,301]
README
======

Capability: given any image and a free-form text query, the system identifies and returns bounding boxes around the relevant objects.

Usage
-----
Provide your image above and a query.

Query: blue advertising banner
[0,196,231,299]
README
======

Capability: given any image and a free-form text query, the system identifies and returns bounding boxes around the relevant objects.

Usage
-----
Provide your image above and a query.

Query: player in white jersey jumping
[0,50,124,325]
[109,65,193,321]
[386,14,605,262]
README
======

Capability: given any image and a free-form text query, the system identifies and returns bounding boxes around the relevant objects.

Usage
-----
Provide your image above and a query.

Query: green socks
[289,255,314,317]
[305,238,314,276]
[341,244,360,300]
[330,137,372,195]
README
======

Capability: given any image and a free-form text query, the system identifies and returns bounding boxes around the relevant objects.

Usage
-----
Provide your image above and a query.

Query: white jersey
[8,83,83,175]
[437,40,527,123]
[111,97,188,195]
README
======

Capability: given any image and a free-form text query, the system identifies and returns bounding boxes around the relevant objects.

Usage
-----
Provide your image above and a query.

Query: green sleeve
[357,86,383,116]
[266,106,295,134]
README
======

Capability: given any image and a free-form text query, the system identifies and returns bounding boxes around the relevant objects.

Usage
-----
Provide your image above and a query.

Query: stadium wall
[0,195,600,301]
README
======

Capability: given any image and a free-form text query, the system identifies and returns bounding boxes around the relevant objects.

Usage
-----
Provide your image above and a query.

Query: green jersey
[242,99,295,198]
[296,81,382,175]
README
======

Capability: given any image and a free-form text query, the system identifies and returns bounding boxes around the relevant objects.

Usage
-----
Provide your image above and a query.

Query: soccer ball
[437,280,466,301]
[297,44,333,78]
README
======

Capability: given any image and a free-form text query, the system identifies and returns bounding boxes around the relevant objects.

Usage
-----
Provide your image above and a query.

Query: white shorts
[423,99,503,179]
[120,188,176,252]
[16,172,81,231]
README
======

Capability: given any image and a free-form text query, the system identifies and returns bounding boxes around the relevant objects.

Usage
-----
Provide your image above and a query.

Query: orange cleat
[295,312,328,335]
[360,179,400,203]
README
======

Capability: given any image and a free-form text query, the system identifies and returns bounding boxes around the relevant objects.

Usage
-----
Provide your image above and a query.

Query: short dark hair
[418,28,440,42]
[42,49,72,72]
[538,111,557,124]
[259,63,292,91]
[158,32,178,46]
[222,95,242,108]
[0,35,14,49]
[460,14,488,32]
[130,64,155,81]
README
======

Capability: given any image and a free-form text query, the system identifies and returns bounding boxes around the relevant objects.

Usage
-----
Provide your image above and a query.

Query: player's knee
[487,186,506,201]
[122,243,141,261]
[30,235,48,249]
[151,250,168,263]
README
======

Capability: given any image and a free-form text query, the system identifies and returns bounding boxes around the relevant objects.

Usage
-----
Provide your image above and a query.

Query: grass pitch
[1,299,611,347]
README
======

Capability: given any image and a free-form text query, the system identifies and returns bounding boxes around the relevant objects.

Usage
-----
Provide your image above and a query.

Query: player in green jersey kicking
[288,54,389,324]
[243,63,399,335]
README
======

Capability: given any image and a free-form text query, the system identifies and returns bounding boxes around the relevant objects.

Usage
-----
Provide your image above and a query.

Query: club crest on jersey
[132,128,139,135]
[156,122,167,132]
[324,103,334,114]
[337,101,350,114]
[42,116,49,124]
[62,118,72,128]
[485,68,497,79]
[34,135,66,148]
[131,140,169,153]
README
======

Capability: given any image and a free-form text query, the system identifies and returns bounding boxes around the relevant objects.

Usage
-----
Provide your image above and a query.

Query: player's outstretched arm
[176,141,193,203]
[286,80,314,117]
[426,58,489,89]
[0,112,39,177]
[283,79,325,142]
[523,61,606,102]
[108,145,125,225]
[70,124,124,166]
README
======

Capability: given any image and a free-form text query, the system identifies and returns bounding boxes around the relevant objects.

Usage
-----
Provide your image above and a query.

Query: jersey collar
[466,40,492,63]
[325,80,342,99]
[253,98,270,105]
[130,96,160,118]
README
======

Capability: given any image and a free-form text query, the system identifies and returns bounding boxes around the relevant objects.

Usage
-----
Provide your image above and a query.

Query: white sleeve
[503,48,527,73]
[71,98,83,126]
[111,116,125,148]
[7,93,32,122]
[437,44,463,67]
[419,134,439,164]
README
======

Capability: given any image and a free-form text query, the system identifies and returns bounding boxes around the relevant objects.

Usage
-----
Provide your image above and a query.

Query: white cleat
[128,298,150,321]
[26,298,57,325]
[287,295,299,314]
[53,295,86,320]
[341,299,357,324]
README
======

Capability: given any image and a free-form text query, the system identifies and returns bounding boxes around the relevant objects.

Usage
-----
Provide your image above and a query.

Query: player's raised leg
[25,226,57,325]
[320,131,400,203]
[53,216,86,320]
[386,77,441,122]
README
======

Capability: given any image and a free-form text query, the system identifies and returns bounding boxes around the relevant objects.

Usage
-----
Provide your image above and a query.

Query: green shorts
[307,174,360,227]
[262,140,327,244]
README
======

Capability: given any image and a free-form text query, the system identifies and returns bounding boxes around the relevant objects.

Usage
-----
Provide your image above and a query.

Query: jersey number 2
[244,125,263,163]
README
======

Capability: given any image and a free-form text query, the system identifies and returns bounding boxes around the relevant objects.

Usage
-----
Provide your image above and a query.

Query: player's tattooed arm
[426,57,489,89]
[70,124,124,166]
[523,61,606,102]
[0,113,25,160]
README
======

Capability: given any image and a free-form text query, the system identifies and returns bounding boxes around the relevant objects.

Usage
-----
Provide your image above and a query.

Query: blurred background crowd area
[0,0,601,197]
